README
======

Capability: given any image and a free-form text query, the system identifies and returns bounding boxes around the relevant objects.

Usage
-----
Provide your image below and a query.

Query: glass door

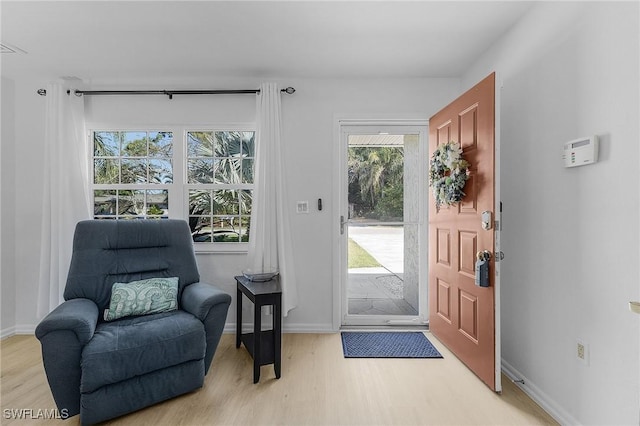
[340,123,427,326]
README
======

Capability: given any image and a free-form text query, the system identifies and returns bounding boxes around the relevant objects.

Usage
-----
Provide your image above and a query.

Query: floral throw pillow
[104,277,179,321]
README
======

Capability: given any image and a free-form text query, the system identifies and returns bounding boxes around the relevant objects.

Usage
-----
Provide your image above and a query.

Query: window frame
[88,123,256,254]
[184,126,256,254]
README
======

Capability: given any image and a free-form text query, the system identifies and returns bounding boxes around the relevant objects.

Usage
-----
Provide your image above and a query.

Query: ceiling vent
[1,43,26,54]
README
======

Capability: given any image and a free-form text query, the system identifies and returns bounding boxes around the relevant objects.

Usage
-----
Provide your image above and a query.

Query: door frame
[493,74,502,391]
[332,116,429,330]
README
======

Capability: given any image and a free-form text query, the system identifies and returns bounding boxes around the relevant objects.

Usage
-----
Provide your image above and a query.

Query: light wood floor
[1,332,558,425]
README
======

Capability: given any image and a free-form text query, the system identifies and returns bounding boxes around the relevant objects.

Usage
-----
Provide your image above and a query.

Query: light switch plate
[296,201,309,214]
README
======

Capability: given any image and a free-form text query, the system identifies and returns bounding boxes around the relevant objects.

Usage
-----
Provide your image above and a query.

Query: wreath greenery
[429,141,470,212]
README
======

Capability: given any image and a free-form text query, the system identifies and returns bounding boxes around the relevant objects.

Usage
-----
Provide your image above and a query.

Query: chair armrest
[35,298,99,345]
[34,298,99,417]
[182,282,231,374]
[181,282,232,322]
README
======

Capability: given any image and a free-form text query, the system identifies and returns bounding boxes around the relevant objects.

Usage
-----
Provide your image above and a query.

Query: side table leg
[236,287,242,348]
[253,301,262,384]
[274,296,282,379]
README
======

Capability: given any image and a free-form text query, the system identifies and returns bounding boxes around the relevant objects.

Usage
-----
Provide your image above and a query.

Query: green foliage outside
[147,205,164,215]
[93,130,255,243]
[94,131,173,185]
[186,131,255,242]
[348,146,404,221]
[214,233,250,243]
[348,238,381,268]
[374,183,403,220]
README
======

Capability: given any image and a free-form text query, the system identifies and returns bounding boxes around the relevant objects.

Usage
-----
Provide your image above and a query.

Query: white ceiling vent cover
[1,43,26,54]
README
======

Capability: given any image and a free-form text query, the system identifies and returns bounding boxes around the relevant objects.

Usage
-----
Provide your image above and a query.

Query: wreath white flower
[429,141,471,212]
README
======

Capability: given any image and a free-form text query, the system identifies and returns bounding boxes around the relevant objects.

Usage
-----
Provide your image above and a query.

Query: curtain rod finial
[65,89,84,97]
[37,88,47,96]
[282,87,295,95]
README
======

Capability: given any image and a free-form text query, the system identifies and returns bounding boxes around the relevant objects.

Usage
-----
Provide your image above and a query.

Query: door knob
[476,250,492,261]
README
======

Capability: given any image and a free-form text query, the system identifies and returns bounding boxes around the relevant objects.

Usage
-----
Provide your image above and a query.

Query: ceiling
[1,1,534,83]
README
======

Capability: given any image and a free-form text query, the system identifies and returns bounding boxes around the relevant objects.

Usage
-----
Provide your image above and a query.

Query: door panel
[462,176,478,212]
[436,278,451,322]
[428,73,497,390]
[459,230,478,279]
[436,228,451,266]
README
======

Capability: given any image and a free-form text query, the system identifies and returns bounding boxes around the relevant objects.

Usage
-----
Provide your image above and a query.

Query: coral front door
[428,73,500,391]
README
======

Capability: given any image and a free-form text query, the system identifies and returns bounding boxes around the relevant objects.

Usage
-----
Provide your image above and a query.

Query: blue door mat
[341,332,443,358]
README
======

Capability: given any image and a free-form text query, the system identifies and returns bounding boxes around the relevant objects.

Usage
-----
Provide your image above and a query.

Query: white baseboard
[1,326,16,339]
[224,322,334,334]
[16,324,36,334]
[1,324,35,339]
[5,323,335,338]
[283,323,334,333]
[502,358,579,426]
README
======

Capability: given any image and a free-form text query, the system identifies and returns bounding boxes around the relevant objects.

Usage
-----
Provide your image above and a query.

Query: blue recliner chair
[35,219,232,425]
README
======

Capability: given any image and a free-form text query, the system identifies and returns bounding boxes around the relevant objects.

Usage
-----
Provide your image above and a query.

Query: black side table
[235,275,282,383]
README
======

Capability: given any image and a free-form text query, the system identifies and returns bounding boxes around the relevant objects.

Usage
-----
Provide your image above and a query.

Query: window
[93,131,172,219]
[186,131,254,243]
[90,128,255,250]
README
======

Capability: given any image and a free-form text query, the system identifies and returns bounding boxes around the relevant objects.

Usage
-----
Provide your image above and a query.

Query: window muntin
[186,131,254,184]
[189,189,251,242]
[90,128,254,249]
[92,131,172,219]
[186,131,254,244]
[94,131,173,184]
[93,189,169,218]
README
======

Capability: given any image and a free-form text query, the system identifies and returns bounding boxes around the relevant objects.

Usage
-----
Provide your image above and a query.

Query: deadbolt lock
[481,211,493,230]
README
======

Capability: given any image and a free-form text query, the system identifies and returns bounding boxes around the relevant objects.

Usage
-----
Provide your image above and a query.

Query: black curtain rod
[37,87,296,99]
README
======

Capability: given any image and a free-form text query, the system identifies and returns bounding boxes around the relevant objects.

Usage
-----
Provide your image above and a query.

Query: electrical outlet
[577,340,589,365]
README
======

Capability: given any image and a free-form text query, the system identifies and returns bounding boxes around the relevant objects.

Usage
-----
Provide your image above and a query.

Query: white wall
[4,79,47,333]
[1,79,9,333]
[6,76,459,333]
[1,77,17,337]
[464,2,640,425]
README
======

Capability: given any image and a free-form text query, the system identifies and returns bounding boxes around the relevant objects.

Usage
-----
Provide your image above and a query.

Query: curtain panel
[247,83,298,316]
[36,83,92,319]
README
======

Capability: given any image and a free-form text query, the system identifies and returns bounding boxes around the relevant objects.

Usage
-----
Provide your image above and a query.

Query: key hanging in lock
[475,250,491,287]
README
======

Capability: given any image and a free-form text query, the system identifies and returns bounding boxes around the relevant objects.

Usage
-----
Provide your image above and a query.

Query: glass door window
[340,126,426,326]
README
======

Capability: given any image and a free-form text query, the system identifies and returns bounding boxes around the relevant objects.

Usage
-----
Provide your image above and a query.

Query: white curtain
[247,83,298,316]
[36,82,92,319]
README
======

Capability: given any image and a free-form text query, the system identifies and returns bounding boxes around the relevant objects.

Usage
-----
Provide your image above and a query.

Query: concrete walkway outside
[348,225,403,274]
[347,225,416,316]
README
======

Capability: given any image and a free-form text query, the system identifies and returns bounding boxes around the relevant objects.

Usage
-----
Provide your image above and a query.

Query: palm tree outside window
[91,129,254,245]
[93,131,172,219]
[186,131,254,243]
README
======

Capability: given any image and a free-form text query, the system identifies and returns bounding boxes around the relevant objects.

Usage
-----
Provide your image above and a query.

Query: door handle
[476,250,492,261]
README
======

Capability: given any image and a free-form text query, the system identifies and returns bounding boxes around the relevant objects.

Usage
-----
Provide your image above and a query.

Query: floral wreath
[429,141,470,212]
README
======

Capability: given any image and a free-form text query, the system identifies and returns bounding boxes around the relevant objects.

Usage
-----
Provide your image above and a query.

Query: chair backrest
[64,219,200,312]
